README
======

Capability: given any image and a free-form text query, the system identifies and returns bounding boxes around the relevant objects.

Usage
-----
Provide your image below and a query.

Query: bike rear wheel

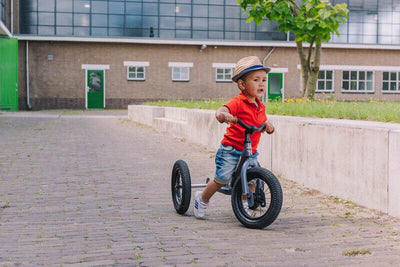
[231,167,282,229]
[171,160,191,214]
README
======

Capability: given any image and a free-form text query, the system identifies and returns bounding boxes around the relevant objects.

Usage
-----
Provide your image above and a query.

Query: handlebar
[236,119,266,134]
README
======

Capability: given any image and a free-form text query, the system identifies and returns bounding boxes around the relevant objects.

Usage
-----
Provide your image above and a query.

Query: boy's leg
[201,180,224,202]
[243,184,256,200]
[194,145,239,218]
[193,180,223,218]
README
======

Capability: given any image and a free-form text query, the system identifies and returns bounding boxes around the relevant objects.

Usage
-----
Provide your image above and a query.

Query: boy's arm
[263,120,275,134]
[216,106,237,124]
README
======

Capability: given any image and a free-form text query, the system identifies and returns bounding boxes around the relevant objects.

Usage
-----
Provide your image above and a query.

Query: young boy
[193,56,275,218]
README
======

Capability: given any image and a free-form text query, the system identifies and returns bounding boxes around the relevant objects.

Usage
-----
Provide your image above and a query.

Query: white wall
[128,105,400,218]
[389,130,400,217]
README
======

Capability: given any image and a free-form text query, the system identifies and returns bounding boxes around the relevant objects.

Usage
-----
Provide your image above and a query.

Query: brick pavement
[1,110,400,266]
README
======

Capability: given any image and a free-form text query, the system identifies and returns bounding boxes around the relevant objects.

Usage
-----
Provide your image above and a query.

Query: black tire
[231,167,282,229]
[171,160,191,214]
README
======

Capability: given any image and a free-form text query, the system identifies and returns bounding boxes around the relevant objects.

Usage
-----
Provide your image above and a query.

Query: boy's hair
[232,56,271,83]
[237,72,249,83]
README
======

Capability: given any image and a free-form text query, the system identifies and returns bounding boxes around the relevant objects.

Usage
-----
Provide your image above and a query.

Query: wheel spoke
[175,176,182,204]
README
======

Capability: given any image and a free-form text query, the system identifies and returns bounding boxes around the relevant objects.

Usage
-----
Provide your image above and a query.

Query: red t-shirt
[221,93,267,153]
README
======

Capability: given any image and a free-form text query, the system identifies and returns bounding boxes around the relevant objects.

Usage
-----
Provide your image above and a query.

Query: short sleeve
[224,96,240,116]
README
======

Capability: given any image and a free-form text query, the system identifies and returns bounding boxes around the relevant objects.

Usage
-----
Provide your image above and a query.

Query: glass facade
[19,0,400,45]
[331,0,400,44]
[19,0,285,40]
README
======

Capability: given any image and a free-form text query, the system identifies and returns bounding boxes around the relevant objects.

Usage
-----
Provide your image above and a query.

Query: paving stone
[1,111,400,266]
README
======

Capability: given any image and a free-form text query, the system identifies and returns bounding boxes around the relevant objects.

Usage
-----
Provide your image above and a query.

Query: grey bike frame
[191,119,265,206]
[240,158,258,202]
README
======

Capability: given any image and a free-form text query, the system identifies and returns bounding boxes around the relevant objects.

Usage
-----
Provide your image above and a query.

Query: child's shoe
[243,201,250,215]
[194,191,208,218]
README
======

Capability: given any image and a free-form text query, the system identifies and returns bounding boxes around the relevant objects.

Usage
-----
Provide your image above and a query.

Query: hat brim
[232,66,271,82]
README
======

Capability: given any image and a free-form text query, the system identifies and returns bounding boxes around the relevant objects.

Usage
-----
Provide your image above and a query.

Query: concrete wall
[128,104,400,218]
[389,130,400,217]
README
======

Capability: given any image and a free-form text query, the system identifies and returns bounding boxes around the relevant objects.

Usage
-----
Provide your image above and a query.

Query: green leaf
[305,3,313,12]
[319,9,331,20]
[295,36,303,42]
[307,24,315,31]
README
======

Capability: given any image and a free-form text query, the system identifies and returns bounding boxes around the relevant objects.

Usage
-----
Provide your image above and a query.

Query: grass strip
[144,99,400,123]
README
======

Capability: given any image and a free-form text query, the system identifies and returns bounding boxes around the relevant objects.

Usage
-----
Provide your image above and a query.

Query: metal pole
[10,0,13,33]
[191,184,207,188]
[26,40,31,110]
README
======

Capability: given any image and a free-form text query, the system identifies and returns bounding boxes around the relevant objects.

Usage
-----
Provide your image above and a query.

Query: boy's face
[238,69,267,102]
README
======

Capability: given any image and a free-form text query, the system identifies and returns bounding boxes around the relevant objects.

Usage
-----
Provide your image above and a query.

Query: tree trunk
[296,41,323,100]
[306,43,322,100]
[301,67,309,99]
[295,41,309,98]
[307,69,319,99]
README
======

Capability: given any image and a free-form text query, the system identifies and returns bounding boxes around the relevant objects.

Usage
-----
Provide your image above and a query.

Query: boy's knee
[214,176,230,185]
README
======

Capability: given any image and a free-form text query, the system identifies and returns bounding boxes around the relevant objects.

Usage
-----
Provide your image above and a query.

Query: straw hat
[232,56,271,82]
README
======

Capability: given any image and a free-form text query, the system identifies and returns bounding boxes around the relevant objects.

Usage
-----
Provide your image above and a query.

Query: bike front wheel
[171,160,191,215]
[231,167,283,229]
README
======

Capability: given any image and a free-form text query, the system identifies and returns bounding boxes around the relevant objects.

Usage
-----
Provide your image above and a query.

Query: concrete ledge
[186,109,227,149]
[128,104,400,218]
[153,117,188,139]
[164,107,188,121]
[128,105,164,126]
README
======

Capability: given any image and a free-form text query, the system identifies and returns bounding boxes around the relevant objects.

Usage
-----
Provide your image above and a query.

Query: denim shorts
[214,144,258,185]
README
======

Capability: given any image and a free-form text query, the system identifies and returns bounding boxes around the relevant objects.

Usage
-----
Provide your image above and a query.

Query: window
[128,66,145,80]
[316,70,334,92]
[212,63,235,82]
[172,67,190,81]
[168,62,193,81]
[216,68,232,82]
[342,70,374,92]
[124,61,149,81]
[382,72,400,93]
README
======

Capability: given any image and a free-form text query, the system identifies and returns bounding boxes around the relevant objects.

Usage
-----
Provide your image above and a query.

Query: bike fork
[240,158,256,207]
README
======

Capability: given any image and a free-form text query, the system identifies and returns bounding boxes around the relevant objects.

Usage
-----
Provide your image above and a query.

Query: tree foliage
[239,0,348,99]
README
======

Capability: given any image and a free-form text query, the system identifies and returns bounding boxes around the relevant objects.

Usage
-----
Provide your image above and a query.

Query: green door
[87,70,104,109]
[0,37,18,111]
[268,73,283,102]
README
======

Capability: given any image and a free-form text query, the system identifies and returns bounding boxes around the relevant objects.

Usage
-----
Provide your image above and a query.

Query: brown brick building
[1,0,400,110]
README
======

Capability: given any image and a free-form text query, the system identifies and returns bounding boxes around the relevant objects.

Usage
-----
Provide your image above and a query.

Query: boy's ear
[238,79,246,90]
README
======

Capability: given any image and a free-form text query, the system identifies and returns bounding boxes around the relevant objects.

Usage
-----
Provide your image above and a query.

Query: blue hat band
[240,65,265,74]
[232,63,270,82]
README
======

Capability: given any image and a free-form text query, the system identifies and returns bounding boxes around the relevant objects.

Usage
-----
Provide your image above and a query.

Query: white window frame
[316,70,334,92]
[168,62,193,81]
[382,71,400,93]
[212,63,235,82]
[123,61,149,81]
[342,70,374,93]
